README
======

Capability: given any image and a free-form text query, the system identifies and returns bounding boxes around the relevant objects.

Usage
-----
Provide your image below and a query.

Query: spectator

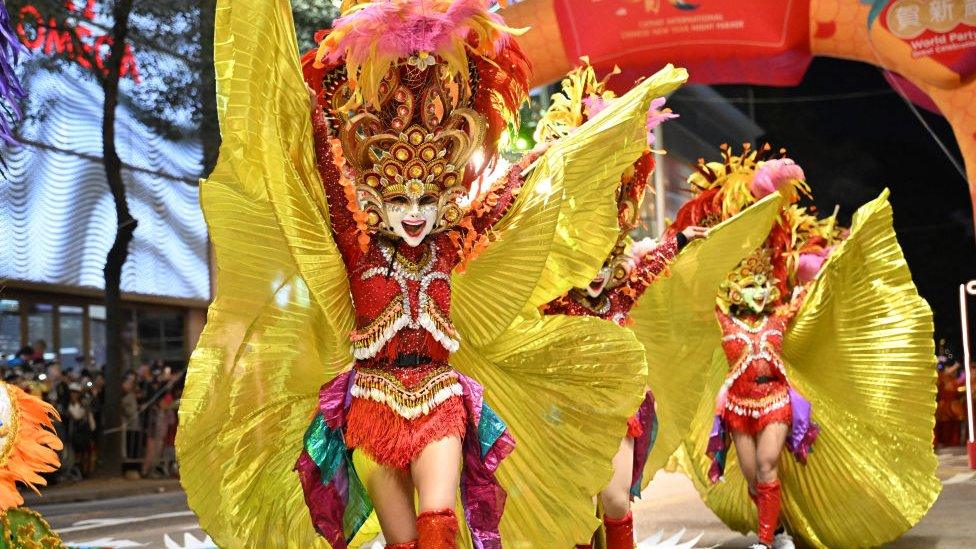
[936,360,966,447]
[121,374,141,462]
[31,339,48,362]
[66,383,97,477]
[141,386,176,478]
[6,346,33,368]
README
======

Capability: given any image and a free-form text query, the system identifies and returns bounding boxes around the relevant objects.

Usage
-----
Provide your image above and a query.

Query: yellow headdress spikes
[534,57,620,143]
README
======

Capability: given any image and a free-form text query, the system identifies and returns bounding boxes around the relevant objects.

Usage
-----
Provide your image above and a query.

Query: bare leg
[600,436,635,520]
[411,436,463,512]
[731,429,759,494]
[369,461,418,544]
[755,422,789,484]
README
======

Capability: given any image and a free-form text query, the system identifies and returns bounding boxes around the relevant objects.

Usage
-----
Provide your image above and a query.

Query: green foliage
[291,0,341,53]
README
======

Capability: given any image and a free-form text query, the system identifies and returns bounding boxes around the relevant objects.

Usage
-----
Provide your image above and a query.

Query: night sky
[712,57,976,355]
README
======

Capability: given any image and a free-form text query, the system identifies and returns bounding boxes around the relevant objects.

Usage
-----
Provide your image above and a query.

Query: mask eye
[387,195,409,206]
[419,194,437,206]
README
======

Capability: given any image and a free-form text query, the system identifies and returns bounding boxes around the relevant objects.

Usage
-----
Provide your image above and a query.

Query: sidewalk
[935,445,974,481]
[22,476,183,506]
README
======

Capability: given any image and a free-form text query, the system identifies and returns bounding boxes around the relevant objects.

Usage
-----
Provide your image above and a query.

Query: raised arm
[310,105,358,239]
[782,283,811,323]
[464,147,547,235]
[607,235,684,308]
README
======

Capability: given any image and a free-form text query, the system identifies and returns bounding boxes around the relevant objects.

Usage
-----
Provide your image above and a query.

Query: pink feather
[646,96,677,146]
[325,0,505,64]
[750,158,805,199]
[796,249,829,283]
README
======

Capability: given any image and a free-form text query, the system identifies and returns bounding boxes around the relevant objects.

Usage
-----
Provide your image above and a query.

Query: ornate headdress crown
[306,0,530,235]
[717,245,781,314]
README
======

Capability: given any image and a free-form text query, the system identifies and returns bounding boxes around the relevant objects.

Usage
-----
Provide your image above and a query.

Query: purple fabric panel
[706,414,727,484]
[296,451,348,549]
[786,388,819,463]
[630,391,656,492]
[319,369,356,430]
[456,372,512,549]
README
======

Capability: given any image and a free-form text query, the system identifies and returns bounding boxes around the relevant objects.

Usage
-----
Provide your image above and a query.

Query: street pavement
[28,448,975,548]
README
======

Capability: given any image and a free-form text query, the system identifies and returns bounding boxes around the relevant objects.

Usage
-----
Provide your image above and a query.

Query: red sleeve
[542,295,575,316]
[607,236,681,307]
[311,108,357,239]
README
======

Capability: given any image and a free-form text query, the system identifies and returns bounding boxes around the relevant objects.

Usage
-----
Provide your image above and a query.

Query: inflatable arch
[500,0,976,219]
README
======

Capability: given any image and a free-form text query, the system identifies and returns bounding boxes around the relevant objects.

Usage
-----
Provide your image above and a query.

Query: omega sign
[14,0,141,82]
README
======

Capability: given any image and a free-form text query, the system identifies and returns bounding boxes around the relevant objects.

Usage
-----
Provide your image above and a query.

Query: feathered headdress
[535,59,678,290]
[316,0,525,110]
[303,0,531,240]
[0,383,63,511]
[667,143,814,306]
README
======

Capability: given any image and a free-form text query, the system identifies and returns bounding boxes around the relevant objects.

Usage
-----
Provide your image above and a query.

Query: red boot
[386,542,418,549]
[755,480,782,546]
[417,509,459,549]
[603,511,635,549]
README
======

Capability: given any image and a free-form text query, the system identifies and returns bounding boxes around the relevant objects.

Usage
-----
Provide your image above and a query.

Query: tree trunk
[198,0,220,178]
[97,0,136,477]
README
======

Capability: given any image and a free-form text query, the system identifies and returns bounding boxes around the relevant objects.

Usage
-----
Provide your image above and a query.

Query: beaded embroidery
[720,315,790,419]
[350,241,461,359]
[351,365,463,420]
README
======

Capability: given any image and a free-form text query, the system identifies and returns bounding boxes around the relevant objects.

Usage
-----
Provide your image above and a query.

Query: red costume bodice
[716,311,792,425]
[543,235,680,325]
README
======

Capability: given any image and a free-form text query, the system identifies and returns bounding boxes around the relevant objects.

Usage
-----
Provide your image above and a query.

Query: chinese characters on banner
[880,0,976,85]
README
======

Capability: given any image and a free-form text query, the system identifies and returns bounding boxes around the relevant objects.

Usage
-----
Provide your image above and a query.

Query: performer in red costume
[295,6,531,546]
[288,2,664,547]
[538,63,706,548]
[667,145,824,549]
[177,2,682,547]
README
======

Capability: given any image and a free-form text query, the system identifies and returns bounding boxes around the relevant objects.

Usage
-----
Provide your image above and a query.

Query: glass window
[27,303,54,361]
[0,300,21,361]
[89,305,107,369]
[136,310,185,364]
[58,305,84,369]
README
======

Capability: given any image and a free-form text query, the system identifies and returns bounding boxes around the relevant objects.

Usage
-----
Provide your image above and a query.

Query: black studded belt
[394,353,432,367]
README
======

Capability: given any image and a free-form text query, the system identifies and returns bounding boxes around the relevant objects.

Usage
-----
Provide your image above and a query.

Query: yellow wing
[452,66,689,348]
[452,315,647,546]
[678,190,940,549]
[631,192,784,491]
[175,1,352,547]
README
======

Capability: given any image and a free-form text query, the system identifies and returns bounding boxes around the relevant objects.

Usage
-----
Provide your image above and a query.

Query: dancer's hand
[681,225,708,241]
[306,83,318,113]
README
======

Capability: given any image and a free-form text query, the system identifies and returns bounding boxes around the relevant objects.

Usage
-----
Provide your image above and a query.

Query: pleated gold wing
[677,189,940,549]
[630,192,784,491]
[452,315,647,547]
[452,66,689,348]
[175,1,353,547]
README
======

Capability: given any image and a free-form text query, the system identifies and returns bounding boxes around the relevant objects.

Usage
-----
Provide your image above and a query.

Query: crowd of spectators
[2,340,183,482]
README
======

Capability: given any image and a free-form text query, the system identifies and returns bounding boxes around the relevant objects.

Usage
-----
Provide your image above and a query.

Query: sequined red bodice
[344,234,459,362]
[717,312,790,420]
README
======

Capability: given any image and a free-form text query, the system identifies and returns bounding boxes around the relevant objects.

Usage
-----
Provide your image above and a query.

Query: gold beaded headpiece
[717,245,781,314]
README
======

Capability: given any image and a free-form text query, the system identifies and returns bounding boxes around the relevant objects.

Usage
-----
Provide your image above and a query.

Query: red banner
[877,0,976,84]
[553,0,811,88]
